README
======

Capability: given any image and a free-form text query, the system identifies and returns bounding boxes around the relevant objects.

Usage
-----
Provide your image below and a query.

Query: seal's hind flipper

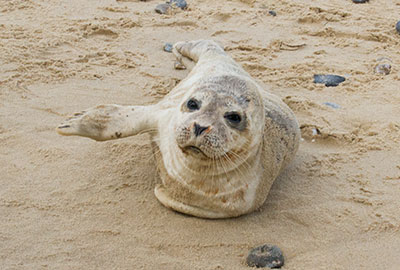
[173,40,226,69]
[173,43,195,71]
[56,104,157,141]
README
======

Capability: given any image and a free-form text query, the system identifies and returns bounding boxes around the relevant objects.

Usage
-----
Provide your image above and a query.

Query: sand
[1,0,400,269]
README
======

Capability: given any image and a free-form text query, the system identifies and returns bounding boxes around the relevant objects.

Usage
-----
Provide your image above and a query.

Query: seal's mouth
[187,146,201,153]
[181,145,207,157]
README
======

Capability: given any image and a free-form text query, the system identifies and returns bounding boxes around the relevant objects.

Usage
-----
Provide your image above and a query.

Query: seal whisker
[219,156,242,191]
[221,153,246,187]
[145,146,162,164]
[227,150,257,181]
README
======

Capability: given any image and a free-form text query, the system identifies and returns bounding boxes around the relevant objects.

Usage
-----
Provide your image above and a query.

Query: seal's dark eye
[224,112,241,124]
[187,99,200,111]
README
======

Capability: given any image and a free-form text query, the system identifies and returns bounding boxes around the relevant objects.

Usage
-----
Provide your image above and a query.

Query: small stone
[246,244,284,268]
[374,63,391,75]
[168,0,187,9]
[155,3,171,14]
[323,102,340,109]
[268,10,277,16]
[313,74,346,87]
[396,21,400,35]
[352,0,369,3]
[174,61,186,70]
[164,43,173,53]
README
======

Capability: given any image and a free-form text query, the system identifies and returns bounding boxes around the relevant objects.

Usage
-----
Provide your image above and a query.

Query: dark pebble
[246,244,284,268]
[396,21,400,35]
[155,3,171,14]
[168,0,187,9]
[268,10,277,16]
[313,74,346,87]
[323,102,340,109]
[164,43,173,53]
[375,63,391,75]
[352,0,369,3]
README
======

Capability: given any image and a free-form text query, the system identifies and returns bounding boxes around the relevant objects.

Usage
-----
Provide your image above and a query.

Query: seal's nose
[193,123,209,137]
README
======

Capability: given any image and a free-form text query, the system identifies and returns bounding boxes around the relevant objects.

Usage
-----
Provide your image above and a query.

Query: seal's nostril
[194,123,209,137]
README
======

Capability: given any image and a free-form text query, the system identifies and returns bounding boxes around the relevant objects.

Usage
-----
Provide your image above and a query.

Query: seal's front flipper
[56,104,157,141]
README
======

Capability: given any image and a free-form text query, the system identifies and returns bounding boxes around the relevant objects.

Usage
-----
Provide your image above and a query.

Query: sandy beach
[1,0,400,269]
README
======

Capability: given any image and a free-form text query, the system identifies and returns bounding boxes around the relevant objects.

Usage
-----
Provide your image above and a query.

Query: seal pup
[57,40,300,218]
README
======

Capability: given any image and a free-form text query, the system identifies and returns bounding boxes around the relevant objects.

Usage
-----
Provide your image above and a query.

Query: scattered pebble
[168,0,187,9]
[174,61,186,70]
[155,3,171,14]
[396,21,400,35]
[268,10,277,16]
[164,42,173,53]
[352,0,369,3]
[375,63,391,75]
[313,74,346,87]
[155,1,187,14]
[312,128,320,136]
[323,102,341,109]
[246,244,284,268]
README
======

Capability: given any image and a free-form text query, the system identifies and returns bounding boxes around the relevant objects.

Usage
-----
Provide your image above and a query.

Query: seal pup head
[175,75,264,167]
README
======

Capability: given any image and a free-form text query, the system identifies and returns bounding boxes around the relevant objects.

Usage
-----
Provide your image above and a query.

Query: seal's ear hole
[186,98,201,111]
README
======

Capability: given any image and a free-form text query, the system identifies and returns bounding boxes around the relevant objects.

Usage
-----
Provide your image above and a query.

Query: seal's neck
[163,137,262,182]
